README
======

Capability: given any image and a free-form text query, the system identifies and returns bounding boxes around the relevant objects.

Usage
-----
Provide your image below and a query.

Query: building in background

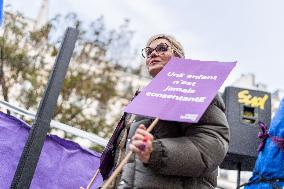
[231,73,267,91]
[272,89,284,115]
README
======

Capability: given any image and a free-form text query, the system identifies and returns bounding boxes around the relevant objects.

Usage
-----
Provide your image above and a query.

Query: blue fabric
[0,0,3,25]
[245,98,284,189]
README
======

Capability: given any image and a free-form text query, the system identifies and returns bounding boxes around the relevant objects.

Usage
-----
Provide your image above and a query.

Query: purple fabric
[258,121,284,152]
[99,113,126,180]
[271,137,284,151]
[258,121,269,152]
[0,111,103,189]
[125,58,236,123]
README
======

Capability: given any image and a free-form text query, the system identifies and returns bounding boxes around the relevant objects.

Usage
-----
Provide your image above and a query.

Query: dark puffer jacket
[111,94,229,189]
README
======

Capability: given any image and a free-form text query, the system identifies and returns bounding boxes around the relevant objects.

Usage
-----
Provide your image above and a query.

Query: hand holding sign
[129,124,154,164]
[99,118,159,189]
[99,58,236,189]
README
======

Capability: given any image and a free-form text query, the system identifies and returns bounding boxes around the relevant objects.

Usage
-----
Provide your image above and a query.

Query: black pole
[10,27,79,189]
[236,162,241,189]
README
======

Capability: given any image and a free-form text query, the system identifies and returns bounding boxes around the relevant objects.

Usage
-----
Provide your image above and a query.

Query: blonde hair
[146,34,185,58]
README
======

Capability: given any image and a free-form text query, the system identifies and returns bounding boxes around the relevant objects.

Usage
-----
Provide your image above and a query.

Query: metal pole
[236,162,241,189]
[10,27,79,189]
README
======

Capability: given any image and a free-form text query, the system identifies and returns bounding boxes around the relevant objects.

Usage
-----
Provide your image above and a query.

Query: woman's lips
[149,60,160,65]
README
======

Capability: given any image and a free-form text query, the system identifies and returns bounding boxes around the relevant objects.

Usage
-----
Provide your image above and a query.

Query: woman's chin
[148,67,163,77]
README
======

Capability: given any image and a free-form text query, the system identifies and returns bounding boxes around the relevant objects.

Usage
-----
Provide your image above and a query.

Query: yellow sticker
[238,90,268,110]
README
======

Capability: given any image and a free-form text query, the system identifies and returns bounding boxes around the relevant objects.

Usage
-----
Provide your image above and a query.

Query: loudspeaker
[220,86,271,171]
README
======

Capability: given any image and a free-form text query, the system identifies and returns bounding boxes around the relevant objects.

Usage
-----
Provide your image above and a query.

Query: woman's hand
[129,124,154,164]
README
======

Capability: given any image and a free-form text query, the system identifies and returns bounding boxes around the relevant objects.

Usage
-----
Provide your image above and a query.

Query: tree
[0,11,61,112]
[0,10,135,147]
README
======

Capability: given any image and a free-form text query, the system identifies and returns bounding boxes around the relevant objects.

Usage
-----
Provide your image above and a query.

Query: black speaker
[220,86,271,171]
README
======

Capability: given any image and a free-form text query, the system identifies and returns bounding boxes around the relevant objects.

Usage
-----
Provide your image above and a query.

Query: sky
[5,0,284,92]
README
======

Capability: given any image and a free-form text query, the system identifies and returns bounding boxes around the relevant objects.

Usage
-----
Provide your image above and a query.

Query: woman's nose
[149,49,158,58]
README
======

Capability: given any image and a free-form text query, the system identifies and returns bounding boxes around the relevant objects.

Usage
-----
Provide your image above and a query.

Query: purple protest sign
[125,58,236,123]
[0,111,103,189]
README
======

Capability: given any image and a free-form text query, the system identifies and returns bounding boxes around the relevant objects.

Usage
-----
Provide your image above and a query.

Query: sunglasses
[141,43,170,58]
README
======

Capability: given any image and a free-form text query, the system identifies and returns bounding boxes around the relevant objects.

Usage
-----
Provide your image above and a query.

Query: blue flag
[0,0,3,25]
[244,98,284,189]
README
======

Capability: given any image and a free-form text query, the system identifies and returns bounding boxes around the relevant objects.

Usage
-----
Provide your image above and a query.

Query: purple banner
[0,111,103,189]
[125,58,236,123]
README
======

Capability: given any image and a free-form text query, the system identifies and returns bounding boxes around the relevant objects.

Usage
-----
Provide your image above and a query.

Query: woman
[100,34,229,189]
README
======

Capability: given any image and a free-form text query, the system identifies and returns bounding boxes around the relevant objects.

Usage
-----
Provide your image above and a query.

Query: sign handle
[85,169,100,189]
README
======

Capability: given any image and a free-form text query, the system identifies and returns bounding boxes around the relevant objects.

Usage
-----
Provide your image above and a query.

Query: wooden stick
[83,114,138,189]
[147,117,160,133]
[86,169,100,189]
[101,117,160,189]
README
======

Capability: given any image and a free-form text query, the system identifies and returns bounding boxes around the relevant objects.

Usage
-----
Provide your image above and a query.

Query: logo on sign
[238,90,268,110]
[180,114,198,121]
